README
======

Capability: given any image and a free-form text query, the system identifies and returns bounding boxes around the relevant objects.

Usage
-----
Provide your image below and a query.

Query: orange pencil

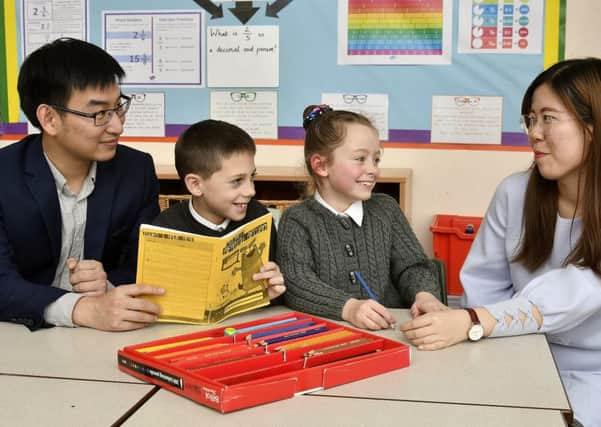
[155,343,228,360]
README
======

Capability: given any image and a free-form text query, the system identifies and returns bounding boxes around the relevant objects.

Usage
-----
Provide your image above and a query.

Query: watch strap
[465,307,480,326]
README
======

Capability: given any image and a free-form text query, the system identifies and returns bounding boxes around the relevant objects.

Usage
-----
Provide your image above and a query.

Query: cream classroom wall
[4,1,597,257]
[0,138,532,255]
[122,142,533,256]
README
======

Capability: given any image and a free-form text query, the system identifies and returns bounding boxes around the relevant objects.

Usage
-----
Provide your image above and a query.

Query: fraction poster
[458,0,543,53]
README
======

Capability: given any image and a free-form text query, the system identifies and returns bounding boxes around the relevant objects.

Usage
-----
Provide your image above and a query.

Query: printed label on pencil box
[202,386,220,404]
[119,356,184,389]
[189,384,220,404]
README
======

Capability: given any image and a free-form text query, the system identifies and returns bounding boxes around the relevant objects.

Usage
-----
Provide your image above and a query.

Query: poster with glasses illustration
[122,92,166,137]
[210,90,278,139]
[430,95,503,144]
[321,93,389,141]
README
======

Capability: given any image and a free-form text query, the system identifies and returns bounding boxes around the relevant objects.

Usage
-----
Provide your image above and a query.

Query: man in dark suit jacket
[0,38,165,331]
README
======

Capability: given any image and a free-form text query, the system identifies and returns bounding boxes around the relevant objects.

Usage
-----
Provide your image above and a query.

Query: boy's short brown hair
[175,120,256,180]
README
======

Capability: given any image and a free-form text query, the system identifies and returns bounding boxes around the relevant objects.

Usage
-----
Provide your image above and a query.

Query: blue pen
[354,271,378,301]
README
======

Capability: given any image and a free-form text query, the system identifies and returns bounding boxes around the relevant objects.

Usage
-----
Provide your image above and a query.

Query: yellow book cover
[136,214,272,324]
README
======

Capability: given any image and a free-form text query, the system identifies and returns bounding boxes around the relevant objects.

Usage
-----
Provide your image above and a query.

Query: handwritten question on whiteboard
[207,25,279,87]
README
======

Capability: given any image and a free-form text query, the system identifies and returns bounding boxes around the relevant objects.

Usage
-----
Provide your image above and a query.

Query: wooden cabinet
[155,165,412,219]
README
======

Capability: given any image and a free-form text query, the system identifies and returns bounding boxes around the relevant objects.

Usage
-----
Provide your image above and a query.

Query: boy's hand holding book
[252,261,286,300]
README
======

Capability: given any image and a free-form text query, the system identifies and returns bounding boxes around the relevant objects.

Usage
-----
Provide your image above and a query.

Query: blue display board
[11,0,544,145]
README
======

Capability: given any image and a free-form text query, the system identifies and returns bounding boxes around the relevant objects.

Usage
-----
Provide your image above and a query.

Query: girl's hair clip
[303,104,333,129]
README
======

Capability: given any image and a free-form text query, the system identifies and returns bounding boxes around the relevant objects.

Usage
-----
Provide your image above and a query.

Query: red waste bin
[430,214,483,295]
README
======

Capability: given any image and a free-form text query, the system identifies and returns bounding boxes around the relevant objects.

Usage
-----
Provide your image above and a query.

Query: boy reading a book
[153,120,286,301]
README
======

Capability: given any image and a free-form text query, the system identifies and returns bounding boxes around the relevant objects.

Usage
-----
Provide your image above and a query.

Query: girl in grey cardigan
[277,105,443,330]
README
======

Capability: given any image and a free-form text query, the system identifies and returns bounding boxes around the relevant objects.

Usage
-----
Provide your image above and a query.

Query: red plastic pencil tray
[117,311,410,413]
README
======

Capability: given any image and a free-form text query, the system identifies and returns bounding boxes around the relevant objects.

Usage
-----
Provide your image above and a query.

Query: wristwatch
[465,308,484,341]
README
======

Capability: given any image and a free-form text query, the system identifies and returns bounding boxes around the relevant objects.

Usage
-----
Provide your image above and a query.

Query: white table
[0,374,154,426]
[124,389,567,427]
[0,306,290,382]
[319,311,571,413]
[0,306,572,425]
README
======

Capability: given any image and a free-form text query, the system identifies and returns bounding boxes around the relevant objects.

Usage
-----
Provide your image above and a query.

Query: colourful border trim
[543,0,561,69]
[1,121,529,148]
[3,0,18,122]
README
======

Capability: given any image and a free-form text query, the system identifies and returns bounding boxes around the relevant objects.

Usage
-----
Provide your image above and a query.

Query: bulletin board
[0,0,567,149]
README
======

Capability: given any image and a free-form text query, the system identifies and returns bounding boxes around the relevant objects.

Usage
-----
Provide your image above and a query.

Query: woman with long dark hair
[401,58,601,427]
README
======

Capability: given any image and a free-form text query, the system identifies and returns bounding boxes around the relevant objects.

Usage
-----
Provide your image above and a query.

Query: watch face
[468,324,484,341]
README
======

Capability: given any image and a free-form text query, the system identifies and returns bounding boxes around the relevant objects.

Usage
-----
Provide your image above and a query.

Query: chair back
[431,258,448,305]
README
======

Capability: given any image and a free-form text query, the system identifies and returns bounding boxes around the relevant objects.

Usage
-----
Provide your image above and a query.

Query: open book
[136,214,272,324]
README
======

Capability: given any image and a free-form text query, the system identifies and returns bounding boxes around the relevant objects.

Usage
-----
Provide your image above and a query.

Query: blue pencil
[247,320,316,340]
[354,271,378,301]
[223,317,299,336]
[260,325,329,346]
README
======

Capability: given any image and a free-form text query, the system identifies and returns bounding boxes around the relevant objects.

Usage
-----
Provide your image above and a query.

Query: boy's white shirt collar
[188,199,230,231]
[314,191,363,226]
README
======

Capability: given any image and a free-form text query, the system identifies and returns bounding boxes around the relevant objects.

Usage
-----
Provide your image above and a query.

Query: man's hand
[342,298,396,330]
[72,284,164,331]
[252,261,286,300]
[68,258,108,295]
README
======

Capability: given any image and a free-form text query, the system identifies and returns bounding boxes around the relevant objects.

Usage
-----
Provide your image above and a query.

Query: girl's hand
[342,298,396,330]
[410,291,449,318]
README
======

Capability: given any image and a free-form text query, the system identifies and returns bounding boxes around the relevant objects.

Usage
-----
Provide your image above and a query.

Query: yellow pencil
[136,336,213,353]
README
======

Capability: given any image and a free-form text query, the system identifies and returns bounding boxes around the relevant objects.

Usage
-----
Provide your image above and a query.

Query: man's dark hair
[175,120,256,180]
[17,37,125,129]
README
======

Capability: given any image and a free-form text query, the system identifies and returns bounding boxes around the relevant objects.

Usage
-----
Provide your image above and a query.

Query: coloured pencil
[136,336,212,353]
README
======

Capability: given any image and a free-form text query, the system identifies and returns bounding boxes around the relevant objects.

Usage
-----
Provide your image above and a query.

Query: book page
[207,216,271,323]
[136,226,214,323]
[136,214,272,324]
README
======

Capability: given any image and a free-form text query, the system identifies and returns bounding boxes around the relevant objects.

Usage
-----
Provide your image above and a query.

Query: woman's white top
[461,171,601,427]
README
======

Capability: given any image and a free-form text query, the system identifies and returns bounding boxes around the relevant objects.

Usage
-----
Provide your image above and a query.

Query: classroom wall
[565,2,601,59]
[113,1,589,254]
[6,0,601,255]
[1,135,532,254]
[118,141,533,255]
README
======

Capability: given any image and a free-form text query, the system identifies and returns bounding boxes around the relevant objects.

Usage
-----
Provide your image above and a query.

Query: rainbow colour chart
[338,0,452,65]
